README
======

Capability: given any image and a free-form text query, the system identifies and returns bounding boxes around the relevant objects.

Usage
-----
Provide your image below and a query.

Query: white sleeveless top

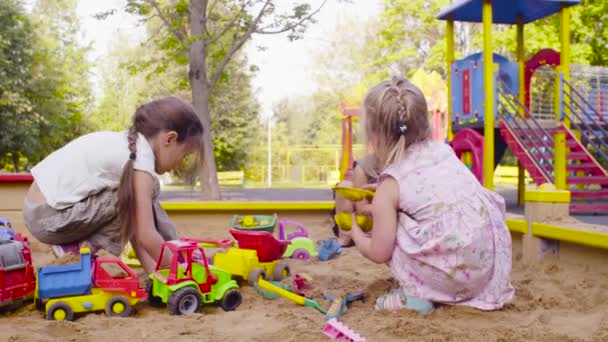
[31,131,157,209]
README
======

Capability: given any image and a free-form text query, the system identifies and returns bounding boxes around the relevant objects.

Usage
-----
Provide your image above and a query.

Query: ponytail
[116,126,138,243]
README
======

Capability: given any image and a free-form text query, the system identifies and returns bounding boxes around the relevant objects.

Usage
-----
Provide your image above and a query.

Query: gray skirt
[23,182,177,256]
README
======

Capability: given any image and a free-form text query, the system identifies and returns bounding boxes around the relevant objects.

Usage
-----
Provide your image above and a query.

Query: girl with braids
[23,96,203,274]
[344,77,514,313]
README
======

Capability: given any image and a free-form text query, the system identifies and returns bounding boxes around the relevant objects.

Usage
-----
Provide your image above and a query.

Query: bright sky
[75,0,381,116]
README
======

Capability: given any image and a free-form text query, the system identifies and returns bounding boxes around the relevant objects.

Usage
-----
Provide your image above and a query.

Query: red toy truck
[0,234,36,309]
[36,247,146,321]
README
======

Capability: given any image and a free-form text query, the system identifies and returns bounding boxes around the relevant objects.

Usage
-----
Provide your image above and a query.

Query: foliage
[0,0,92,172]
[93,22,261,179]
[0,0,36,172]
[116,0,330,198]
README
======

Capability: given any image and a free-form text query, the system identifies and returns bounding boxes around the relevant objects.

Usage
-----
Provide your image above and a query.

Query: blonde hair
[362,76,431,168]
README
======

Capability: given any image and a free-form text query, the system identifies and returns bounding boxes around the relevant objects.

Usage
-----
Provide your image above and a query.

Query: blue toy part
[37,249,92,299]
[323,291,364,320]
[450,52,519,130]
[0,217,15,241]
[317,239,342,261]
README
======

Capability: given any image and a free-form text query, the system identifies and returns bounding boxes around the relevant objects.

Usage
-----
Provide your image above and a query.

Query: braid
[127,126,138,161]
[390,79,409,137]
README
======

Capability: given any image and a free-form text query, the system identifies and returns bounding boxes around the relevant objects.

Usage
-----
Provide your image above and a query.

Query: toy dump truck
[213,229,291,286]
[35,248,146,321]
[148,239,242,315]
[0,234,36,309]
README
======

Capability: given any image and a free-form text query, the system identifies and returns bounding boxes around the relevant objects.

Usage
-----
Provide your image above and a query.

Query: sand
[1,215,608,342]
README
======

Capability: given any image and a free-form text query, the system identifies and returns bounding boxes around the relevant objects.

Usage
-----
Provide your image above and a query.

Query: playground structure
[438,0,608,214]
[339,105,362,181]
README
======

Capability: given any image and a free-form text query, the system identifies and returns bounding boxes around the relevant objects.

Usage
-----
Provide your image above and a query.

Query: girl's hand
[356,201,373,217]
[361,182,378,192]
[350,213,364,238]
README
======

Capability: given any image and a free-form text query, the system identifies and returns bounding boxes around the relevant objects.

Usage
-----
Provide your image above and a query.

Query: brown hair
[117,96,203,243]
[362,76,430,169]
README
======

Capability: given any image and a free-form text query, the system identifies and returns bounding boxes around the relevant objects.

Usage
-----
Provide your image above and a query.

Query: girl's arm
[351,176,399,264]
[131,170,169,274]
[352,166,372,216]
[131,240,157,274]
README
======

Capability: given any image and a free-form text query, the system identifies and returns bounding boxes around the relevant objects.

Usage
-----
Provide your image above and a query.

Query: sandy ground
[2,215,608,342]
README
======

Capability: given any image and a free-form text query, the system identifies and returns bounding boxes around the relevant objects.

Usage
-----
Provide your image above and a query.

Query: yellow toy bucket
[333,212,373,232]
[333,186,375,202]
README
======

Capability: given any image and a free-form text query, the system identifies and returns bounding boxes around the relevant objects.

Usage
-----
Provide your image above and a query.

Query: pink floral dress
[381,141,514,310]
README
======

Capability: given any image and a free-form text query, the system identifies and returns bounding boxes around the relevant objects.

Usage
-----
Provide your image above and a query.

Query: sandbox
[1,178,607,341]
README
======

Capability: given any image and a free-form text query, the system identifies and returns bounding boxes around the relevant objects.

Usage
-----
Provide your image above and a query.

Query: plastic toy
[278,220,318,260]
[121,238,235,269]
[120,242,140,267]
[333,186,375,202]
[230,214,278,233]
[317,239,342,261]
[334,213,373,232]
[36,247,146,321]
[213,229,291,286]
[323,291,364,320]
[322,318,366,342]
[254,280,293,300]
[256,276,326,314]
[0,235,36,309]
[292,273,313,297]
[0,217,15,241]
[148,239,242,315]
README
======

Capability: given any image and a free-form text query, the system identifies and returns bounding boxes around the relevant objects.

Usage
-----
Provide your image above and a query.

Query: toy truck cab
[148,239,241,315]
[0,237,36,308]
[36,248,146,321]
[0,217,16,241]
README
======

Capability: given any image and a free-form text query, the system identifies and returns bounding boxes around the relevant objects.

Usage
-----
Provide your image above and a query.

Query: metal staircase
[497,79,608,214]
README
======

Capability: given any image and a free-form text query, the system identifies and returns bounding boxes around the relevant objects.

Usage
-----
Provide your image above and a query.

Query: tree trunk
[11,153,20,173]
[189,0,221,200]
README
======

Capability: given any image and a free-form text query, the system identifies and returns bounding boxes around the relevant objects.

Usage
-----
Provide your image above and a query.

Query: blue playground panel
[451,53,519,130]
[37,251,92,299]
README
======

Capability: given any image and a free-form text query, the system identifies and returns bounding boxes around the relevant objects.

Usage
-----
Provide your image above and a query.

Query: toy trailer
[0,237,36,309]
[36,247,146,321]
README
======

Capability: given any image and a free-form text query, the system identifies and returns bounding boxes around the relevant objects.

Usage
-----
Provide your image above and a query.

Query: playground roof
[436,0,581,24]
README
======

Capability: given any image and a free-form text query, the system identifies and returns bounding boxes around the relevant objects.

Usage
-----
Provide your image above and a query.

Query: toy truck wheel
[292,249,310,260]
[219,289,242,311]
[46,302,74,321]
[271,261,290,281]
[168,287,202,315]
[247,268,266,286]
[106,296,132,317]
[146,281,165,307]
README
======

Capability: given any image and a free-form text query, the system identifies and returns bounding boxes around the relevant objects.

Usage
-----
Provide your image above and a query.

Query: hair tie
[129,152,136,161]
[394,119,407,137]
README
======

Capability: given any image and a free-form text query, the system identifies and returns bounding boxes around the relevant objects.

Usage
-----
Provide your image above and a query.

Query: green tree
[94,28,261,179]
[369,0,450,80]
[119,0,330,199]
[0,0,35,172]
[26,0,93,162]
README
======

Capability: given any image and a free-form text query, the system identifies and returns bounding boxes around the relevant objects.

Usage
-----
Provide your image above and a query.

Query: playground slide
[449,77,608,213]
[497,84,608,213]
